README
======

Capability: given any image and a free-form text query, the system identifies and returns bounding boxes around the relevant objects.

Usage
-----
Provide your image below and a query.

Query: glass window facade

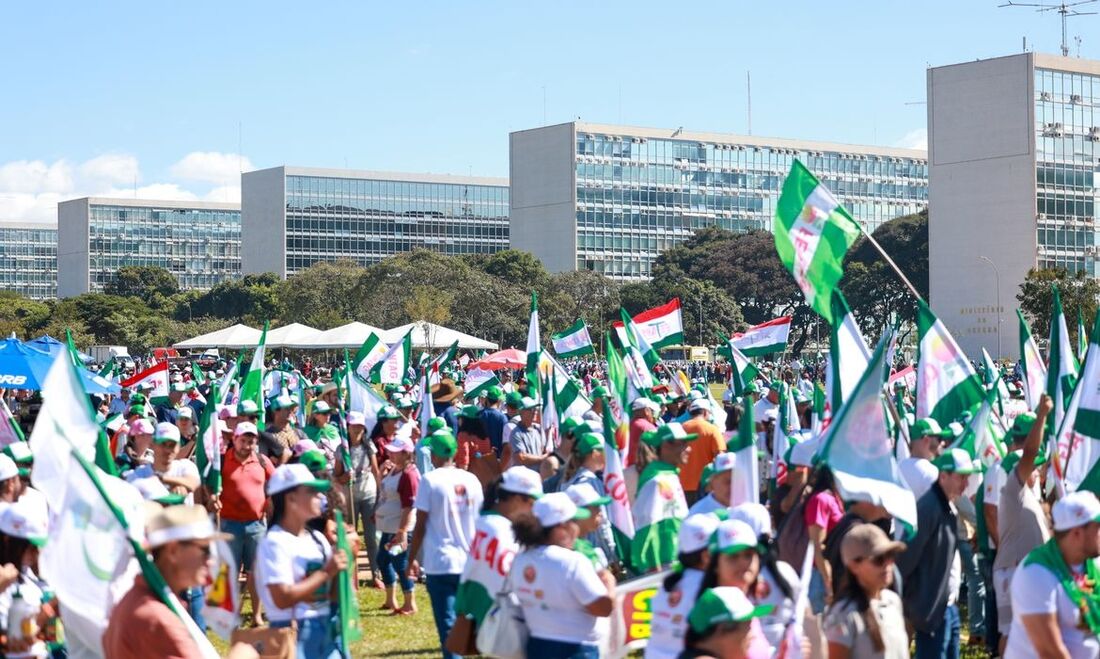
[283,175,509,275]
[0,224,56,299]
[88,204,241,291]
[1034,68,1100,275]
[573,133,928,279]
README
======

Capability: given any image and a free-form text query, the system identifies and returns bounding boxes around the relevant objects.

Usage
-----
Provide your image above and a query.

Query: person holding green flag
[631,423,694,572]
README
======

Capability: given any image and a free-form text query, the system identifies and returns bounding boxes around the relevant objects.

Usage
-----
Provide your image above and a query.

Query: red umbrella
[469,348,526,371]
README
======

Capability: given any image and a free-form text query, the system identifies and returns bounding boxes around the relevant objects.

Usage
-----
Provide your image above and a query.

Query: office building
[0,221,57,299]
[928,52,1100,358]
[509,121,928,280]
[241,167,509,277]
[57,198,241,297]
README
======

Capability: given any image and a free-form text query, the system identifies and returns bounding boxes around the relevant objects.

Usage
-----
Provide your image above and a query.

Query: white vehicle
[89,345,135,369]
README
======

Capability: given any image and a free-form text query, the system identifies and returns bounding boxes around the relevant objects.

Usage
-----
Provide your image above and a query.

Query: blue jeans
[220,518,266,572]
[958,541,986,638]
[184,586,205,632]
[376,533,414,592]
[272,616,342,659]
[915,604,960,659]
[527,636,600,658]
[425,573,461,659]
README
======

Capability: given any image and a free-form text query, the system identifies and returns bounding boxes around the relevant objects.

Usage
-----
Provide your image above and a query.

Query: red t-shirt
[220,449,275,522]
[455,431,492,469]
[627,417,658,467]
[397,465,420,507]
[102,576,202,659]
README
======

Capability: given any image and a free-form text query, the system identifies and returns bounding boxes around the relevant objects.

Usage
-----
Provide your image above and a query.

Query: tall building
[928,52,1100,359]
[241,167,509,278]
[0,221,57,300]
[509,121,928,279]
[57,198,241,297]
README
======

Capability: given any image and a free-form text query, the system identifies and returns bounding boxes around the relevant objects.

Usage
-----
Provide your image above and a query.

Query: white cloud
[204,185,242,203]
[93,183,199,202]
[0,192,66,223]
[0,160,73,194]
[79,153,140,188]
[894,128,927,151]
[170,151,253,185]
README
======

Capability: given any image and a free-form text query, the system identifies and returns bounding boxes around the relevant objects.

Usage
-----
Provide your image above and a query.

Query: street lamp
[978,255,1002,359]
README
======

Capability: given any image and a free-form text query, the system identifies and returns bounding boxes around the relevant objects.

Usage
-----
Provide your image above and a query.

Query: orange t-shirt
[679,416,727,493]
[102,577,203,659]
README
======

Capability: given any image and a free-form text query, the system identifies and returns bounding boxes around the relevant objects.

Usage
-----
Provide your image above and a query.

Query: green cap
[742,382,759,395]
[575,432,605,457]
[237,400,261,417]
[130,393,147,405]
[1008,412,1036,439]
[458,405,481,420]
[642,422,699,447]
[932,448,982,475]
[504,391,524,409]
[299,449,328,475]
[518,396,539,411]
[312,400,333,415]
[427,417,447,433]
[4,443,32,466]
[560,417,582,437]
[428,430,458,458]
[383,383,399,394]
[699,464,716,490]
[377,405,402,420]
[687,587,775,634]
[910,417,949,439]
[486,385,504,402]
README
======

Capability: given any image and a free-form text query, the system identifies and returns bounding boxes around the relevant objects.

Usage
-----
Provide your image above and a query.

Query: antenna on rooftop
[999,1,1097,57]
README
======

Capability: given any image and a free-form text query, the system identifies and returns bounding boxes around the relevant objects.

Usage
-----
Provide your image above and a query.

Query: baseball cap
[170,382,188,393]
[486,385,504,402]
[234,421,259,437]
[378,404,403,420]
[0,497,48,547]
[1053,490,1100,531]
[710,453,736,474]
[687,587,774,634]
[176,406,193,420]
[236,400,260,417]
[532,492,590,527]
[840,523,907,564]
[145,504,231,549]
[298,449,328,474]
[910,417,949,439]
[0,455,18,481]
[560,417,582,437]
[689,398,710,412]
[631,397,660,413]
[427,417,447,433]
[932,448,981,475]
[458,405,481,420]
[270,395,297,411]
[590,385,608,399]
[729,502,773,538]
[1008,412,1037,439]
[266,463,332,496]
[428,430,458,458]
[128,403,150,418]
[642,422,699,448]
[129,418,155,436]
[383,435,416,454]
[518,396,539,411]
[396,396,416,410]
[678,513,722,554]
[504,391,524,409]
[712,519,759,555]
[312,400,333,415]
[565,482,611,508]
[499,466,544,499]
[154,422,181,444]
[742,382,759,395]
[575,432,605,457]
[346,411,366,427]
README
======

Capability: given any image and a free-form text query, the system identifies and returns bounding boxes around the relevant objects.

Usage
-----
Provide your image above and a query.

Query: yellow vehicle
[658,345,711,362]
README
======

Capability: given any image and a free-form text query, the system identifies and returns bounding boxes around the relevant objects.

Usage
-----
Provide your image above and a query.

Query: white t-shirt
[460,512,518,601]
[899,457,938,499]
[1005,560,1100,659]
[757,560,800,648]
[511,544,607,645]
[983,459,1005,507]
[753,398,777,423]
[125,459,201,505]
[646,568,705,659]
[413,466,483,575]
[255,525,332,623]
[687,493,723,517]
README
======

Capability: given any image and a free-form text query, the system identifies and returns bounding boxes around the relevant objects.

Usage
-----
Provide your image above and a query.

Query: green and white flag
[916,301,984,425]
[98,359,118,382]
[526,291,541,394]
[540,351,592,419]
[948,384,1006,471]
[190,361,206,386]
[612,299,685,351]
[370,330,412,385]
[347,369,387,434]
[821,332,917,532]
[620,308,661,372]
[631,434,689,572]
[540,369,560,449]
[551,319,595,358]
[718,336,759,397]
[1058,310,1100,494]
[334,510,363,650]
[598,395,634,568]
[427,340,459,387]
[605,334,631,419]
[828,291,871,412]
[1080,308,1089,364]
[728,390,758,507]
[418,370,436,439]
[1018,309,1048,410]
[0,398,24,447]
[464,367,501,400]
[194,387,222,494]
[239,321,268,429]
[730,317,792,357]
[1048,285,1080,435]
[774,160,862,324]
[352,332,390,382]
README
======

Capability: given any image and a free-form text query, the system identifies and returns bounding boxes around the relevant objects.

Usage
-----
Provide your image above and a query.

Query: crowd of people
[0,341,1095,659]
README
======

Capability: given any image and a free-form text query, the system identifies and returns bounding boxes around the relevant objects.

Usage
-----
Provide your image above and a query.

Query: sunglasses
[181,540,212,558]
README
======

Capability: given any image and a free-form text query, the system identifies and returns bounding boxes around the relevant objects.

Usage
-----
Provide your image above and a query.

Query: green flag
[1058,309,1100,494]
[334,510,362,650]
[1047,284,1080,441]
[915,301,984,425]
[728,388,757,506]
[525,291,540,394]
[774,160,862,323]
[605,334,629,416]
[551,318,595,358]
[239,320,269,430]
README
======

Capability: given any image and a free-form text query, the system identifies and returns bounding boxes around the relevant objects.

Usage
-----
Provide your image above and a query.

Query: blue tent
[27,335,94,364]
[0,338,119,395]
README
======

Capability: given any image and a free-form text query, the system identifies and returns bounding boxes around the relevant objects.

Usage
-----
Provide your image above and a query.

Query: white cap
[154,422,181,444]
[382,436,416,454]
[176,406,193,420]
[729,502,773,538]
[0,455,17,481]
[532,492,590,527]
[631,397,660,412]
[266,463,331,496]
[713,519,759,554]
[0,497,47,546]
[499,466,544,499]
[678,513,722,554]
[565,482,611,508]
[689,398,710,412]
[711,453,736,473]
[234,421,258,437]
[346,411,366,427]
[1053,490,1100,531]
[129,418,155,436]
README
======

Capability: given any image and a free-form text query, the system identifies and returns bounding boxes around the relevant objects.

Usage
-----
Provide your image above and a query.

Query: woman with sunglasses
[698,519,774,659]
[824,524,909,659]
[255,464,349,659]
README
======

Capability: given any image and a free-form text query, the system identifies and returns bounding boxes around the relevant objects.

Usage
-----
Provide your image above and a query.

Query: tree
[0,292,51,339]
[404,285,454,327]
[190,273,284,323]
[1017,268,1100,342]
[545,270,621,347]
[277,260,366,329]
[468,249,550,293]
[104,266,180,307]
[840,210,928,340]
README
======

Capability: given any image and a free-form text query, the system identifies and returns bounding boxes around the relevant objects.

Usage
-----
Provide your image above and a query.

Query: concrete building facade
[241,166,509,278]
[928,53,1100,358]
[57,197,241,297]
[510,121,928,280]
[0,222,57,299]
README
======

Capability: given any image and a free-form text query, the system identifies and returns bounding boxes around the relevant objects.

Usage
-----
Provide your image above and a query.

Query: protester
[647,513,721,659]
[681,587,775,659]
[508,396,550,472]
[699,519,775,658]
[632,423,694,572]
[255,463,348,659]
[510,492,615,658]
[477,386,508,458]
[561,431,618,565]
[258,395,297,465]
[730,502,802,649]
[900,418,950,498]
[333,410,381,588]
[805,467,844,613]
[679,398,726,504]
[689,453,734,516]
[375,434,419,615]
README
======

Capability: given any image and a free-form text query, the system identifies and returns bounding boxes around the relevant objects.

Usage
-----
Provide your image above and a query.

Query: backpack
[775,490,811,570]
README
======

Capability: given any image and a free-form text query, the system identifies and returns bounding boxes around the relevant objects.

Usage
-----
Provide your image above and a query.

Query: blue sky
[1,0,1097,222]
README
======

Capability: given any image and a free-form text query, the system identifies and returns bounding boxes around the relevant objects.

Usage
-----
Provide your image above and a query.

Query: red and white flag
[121,361,169,402]
[731,317,791,357]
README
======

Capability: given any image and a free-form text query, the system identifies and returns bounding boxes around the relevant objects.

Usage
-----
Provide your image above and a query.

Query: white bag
[475,576,528,659]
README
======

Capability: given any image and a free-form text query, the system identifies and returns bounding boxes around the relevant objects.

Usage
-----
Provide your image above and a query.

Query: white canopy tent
[382,322,498,351]
[299,321,386,349]
[264,323,322,348]
[174,324,262,350]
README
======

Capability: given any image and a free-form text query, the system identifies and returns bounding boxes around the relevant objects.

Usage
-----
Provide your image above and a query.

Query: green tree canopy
[277,260,366,329]
[1017,268,1100,343]
[104,266,180,307]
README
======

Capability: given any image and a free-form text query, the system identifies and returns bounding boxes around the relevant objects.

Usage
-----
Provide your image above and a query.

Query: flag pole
[858,224,924,303]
